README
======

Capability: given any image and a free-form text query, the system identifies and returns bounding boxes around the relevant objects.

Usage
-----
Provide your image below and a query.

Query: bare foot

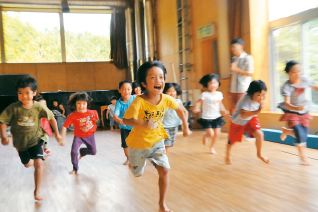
[123,160,129,165]
[34,190,43,201]
[225,157,233,165]
[79,156,82,160]
[300,158,311,166]
[202,134,207,146]
[159,202,173,212]
[210,148,218,154]
[69,170,77,175]
[258,155,270,164]
[280,127,295,141]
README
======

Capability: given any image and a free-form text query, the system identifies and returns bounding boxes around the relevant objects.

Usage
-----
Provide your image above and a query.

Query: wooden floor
[1,129,318,212]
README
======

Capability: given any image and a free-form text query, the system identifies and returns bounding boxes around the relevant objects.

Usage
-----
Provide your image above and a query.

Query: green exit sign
[198,23,216,38]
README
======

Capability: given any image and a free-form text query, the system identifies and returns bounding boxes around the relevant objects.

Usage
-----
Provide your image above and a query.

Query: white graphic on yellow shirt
[18,116,35,126]
[78,115,94,133]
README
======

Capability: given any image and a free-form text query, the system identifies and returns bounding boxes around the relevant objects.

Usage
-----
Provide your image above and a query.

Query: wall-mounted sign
[198,23,216,38]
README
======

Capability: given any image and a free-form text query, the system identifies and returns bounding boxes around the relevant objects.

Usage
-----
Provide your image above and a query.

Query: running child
[193,74,229,154]
[60,92,98,174]
[123,61,190,212]
[106,96,118,131]
[278,60,318,166]
[0,76,62,201]
[162,82,188,153]
[113,80,136,165]
[226,80,270,165]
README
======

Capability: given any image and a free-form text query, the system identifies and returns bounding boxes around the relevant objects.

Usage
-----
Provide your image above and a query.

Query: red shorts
[228,92,246,109]
[228,116,261,145]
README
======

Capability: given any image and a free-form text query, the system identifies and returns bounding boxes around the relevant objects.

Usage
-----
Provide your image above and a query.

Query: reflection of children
[37,96,53,155]
[0,76,62,201]
[106,96,118,131]
[132,81,142,96]
[113,80,136,165]
[193,74,228,154]
[278,61,318,166]
[123,61,190,212]
[162,83,188,153]
[60,92,98,175]
[226,80,270,165]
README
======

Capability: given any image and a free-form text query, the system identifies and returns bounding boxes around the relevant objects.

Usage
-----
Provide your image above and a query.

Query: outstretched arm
[193,99,203,113]
[219,101,229,116]
[175,105,190,137]
[49,118,62,143]
[60,127,67,146]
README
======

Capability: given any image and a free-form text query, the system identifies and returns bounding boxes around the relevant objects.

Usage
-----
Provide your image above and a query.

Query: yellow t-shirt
[123,94,179,149]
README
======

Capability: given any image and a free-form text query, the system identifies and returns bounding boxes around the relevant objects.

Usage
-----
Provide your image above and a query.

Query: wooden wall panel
[36,63,67,92]
[66,63,96,91]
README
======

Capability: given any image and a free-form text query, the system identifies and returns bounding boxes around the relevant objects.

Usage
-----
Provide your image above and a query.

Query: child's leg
[226,141,234,165]
[79,134,97,157]
[123,148,129,165]
[34,159,43,201]
[210,128,221,154]
[203,128,213,146]
[280,127,295,141]
[252,130,270,164]
[292,124,310,165]
[121,129,130,165]
[70,137,83,174]
[156,166,171,212]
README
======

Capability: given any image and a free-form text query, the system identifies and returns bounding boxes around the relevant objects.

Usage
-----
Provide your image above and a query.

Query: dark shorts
[197,116,226,129]
[18,140,45,165]
[120,129,131,148]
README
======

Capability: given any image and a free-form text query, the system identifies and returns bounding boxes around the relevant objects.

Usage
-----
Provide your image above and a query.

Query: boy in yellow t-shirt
[123,61,190,212]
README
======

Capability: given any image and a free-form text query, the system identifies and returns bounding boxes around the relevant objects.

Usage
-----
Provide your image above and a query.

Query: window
[271,18,318,112]
[3,11,61,62]
[63,13,111,62]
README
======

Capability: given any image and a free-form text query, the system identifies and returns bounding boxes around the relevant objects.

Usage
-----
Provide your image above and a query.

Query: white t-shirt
[230,94,260,126]
[200,91,223,119]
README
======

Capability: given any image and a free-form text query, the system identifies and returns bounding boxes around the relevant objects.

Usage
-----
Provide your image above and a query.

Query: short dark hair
[67,92,93,110]
[132,81,141,94]
[199,74,221,88]
[119,80,132,89]
[36,95,45,101]
[284,60,299,73]
[137,61,167,91]
[110,96,117,101]
[163,83,182,96]
[16,76,37,92]
[246,80,267,96]
[231,37,244,45]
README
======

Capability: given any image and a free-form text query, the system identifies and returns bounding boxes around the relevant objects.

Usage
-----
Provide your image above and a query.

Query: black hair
[163,83,182,96]
[110,96,117,101]
[118,80,132,89]
[36,95,45,101]
[246,80,267,96]
[284,60,299,73]
[67,92,93,110]
[15,76,37,92]
[137,60,167,91]
[132,81,141,94]
[231,37,244,45]
[199,74,221,88]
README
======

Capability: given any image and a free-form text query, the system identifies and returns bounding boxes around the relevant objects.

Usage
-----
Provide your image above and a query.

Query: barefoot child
[123,61,190,212]
[113,80,136,165]
[226,80,270,165]
[162,83,188,153]
[37,96,53,156]
[278,60,318,166]
[106,96,118,131]
[0,76,62,200]
[193,74,229,154]
[60,92,98,174]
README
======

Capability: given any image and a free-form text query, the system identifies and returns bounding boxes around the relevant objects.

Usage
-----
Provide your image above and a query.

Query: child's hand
[259,101,265,111]
[192,108,200,113]
[118,119,125,126]
[297,105,305,111]
[59,139,66,146]
[144,119,158,129]
[106,115,109,120]
[222,110,230,116]
[1,136,10,145]
[183,126,191,137]
[55,134,63,143]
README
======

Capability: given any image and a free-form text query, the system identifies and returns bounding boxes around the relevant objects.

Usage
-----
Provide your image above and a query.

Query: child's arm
[60,127,67,146]
[175,105,191,137]
[59,105,65,117]
[106,110,109,119]
[113,115,124,125]
[219,101,229,116]
[193,99,203,113]
[312,84,318,92]
[179,103,189,120]
[240,102,264,118]
[284,96,304,111]
[122,118,152,128]
[0,123,10,145]
[48,118,63,144]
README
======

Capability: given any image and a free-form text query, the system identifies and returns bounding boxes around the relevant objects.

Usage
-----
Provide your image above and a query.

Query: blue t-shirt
[162,98,182,128]
[114,95,136,130]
